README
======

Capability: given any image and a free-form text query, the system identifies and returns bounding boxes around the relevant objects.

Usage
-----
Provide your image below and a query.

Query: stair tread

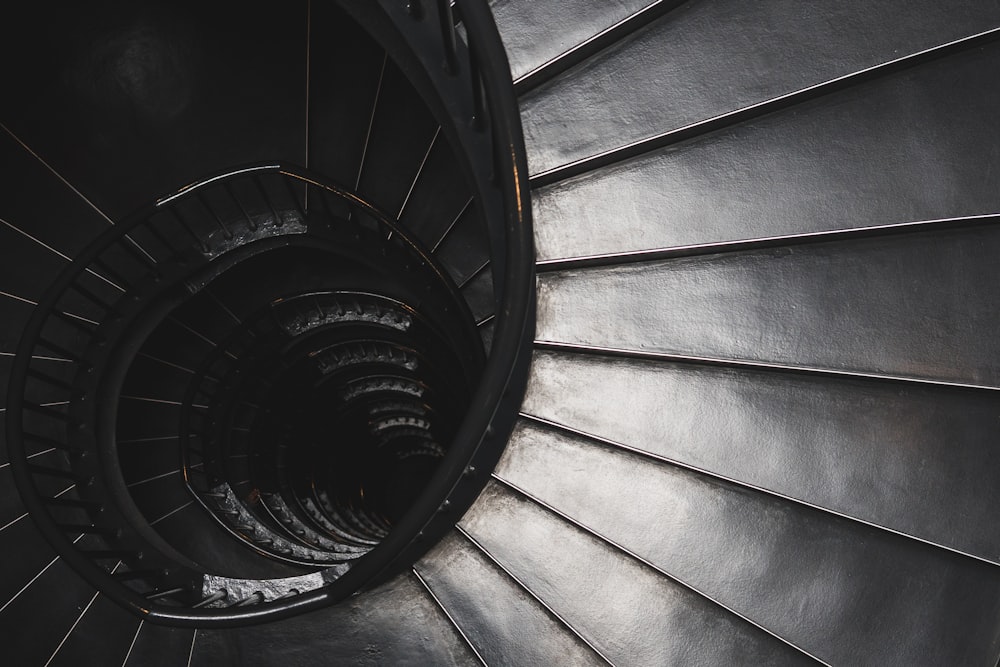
[517,0,1000,175]
[0,286,42,359]
[307,5,388,189]
[2,0,1000,661]
[1,364,80,459]
[47,594,141,667]
[461,481,816,666]
[0,224,77,314]
[524,350,1000,563]
[354,61,438,221]
[118,442,184,488]
[531,42,1000,262]
[0,452,72,530]
[145,497,299,580]
[435,207,491,286]
[0,518,62,608]
[494,419,1000,665]
[0,557,99,666]
[536,225,1000,387]
[489,0,655,81]
[397,140,477,250]
[191,573,480,666]
[459,266,496,325]
[123,623,197,667]
[415,531,609,667]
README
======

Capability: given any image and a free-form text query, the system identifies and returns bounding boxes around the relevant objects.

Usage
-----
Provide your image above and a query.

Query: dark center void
[113,209,483,578]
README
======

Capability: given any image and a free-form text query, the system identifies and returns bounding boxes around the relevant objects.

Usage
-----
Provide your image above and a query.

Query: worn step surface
[531,41,1000,263]
[518,0,1000,175]
[522,350,1000,564]
[489,0,659,81]
[460,481,814,665]
[415,532,609,666]
[1,0,1000,664]
[494,419,1000,665]
[191,573,480,666]
[536,226,1000,386]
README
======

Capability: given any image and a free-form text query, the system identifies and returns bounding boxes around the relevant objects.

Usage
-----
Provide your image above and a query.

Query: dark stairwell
[3,0,1000,665]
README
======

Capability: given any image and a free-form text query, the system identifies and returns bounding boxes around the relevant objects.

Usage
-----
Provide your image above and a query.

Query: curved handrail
[333,0,536,592]
[6,0,534,627]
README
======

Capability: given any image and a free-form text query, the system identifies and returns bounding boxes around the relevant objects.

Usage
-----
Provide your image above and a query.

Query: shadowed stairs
[2,0,1000,664]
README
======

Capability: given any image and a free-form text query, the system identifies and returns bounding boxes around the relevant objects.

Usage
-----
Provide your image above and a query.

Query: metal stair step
[489,0,658,82]
[46,594,142,667]
[461,481,816,665]
[531,41,1000,263]
[0,557,100,666]
[353,61,439,224]
[120,623,197,667]
[415,530,609,666]
[536,224,1000,387]
[0,519,66,609]
[515,0,1000,175]
[307,3,392,190]
[495,418,1000,665]
[522,349,1000,564]
[190,573,480,666]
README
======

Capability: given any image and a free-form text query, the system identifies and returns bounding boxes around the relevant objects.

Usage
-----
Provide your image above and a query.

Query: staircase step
[308,4,389,189]
[415,531,609,666]
[0,519,64,608]
[396,140,477,250]
[0,223,77,318]
[124,472,200,529]
[354,60,438,220]
[141,492,300,581]
[191,573,479,665]
[122,623,197,667]
[0,557,99,666]
[0,299,36,368]
[525,349,1000,562]
[0,452,73,530]
[536,225,1000,387]
[47,594,142,667]
[115,398,186,451]
[459,268,496,332]
[517,0,1000,175]
[532,41,1000,262]
[118,442,184,491]
[496,419,1000,665]
[490,0,657,81]
[435,206,491,287]
[461,481,816,665]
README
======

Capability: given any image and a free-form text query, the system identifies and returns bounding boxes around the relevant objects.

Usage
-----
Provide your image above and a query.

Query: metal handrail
[308,0,535,600]
[330,0,535,595]
[6,0,533,626]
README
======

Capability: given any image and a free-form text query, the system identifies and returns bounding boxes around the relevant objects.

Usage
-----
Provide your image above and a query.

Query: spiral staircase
[2,0,1000,665]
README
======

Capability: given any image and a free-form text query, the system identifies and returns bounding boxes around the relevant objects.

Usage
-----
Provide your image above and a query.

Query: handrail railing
[332,0,536,593]
[6,0,534,627]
